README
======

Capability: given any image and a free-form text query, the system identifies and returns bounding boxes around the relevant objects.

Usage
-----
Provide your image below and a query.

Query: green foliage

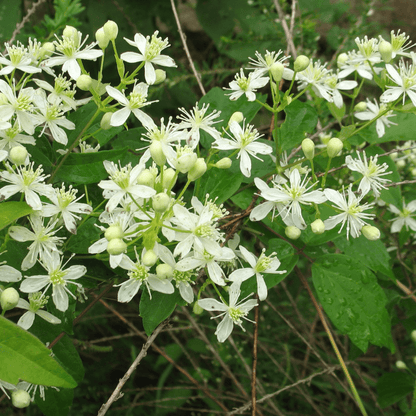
[0,201,33,231]
[377,372,415,408]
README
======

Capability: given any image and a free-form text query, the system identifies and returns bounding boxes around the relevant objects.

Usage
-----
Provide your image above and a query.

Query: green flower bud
[379,40,393,63]
[270,62,284,82]
[285,226,301,240]
[396,159,406,169]
[150,141,166,166]
[215,157,232,169]
[137,169,155,188]
[1,287,20,311]
[63,25,79,44]
[105,224,124,241]
[294,55,310,72]
[9,145,28,165]
[361,225,380,241]
[76,74,93,91]
[193,302,204,315]
[106,238,127,256]
[327,138,343,158]
[162,168,176,190]
[396,360,407,370]
[176,151,197,173]
[311,219,325,235]
[411,329,416,342]
[188,158,207,181]
[103,20,119,41]
[354,101,367,112]
[152,193,170,213]
[40,42,55,59]
[100,112,113,130]
[301,138,315,160]
[228,111,244,125]
[12,390,31,409]
[154,69,166,85]
[337,53,348,67]
[95,27,109,49]
[142,249,157,267]
[156,263,173,279]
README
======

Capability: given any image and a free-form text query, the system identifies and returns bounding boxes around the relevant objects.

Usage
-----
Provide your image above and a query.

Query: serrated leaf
[377,372,415,408]
[312,254,395,352]
[0,316,77,388]
[0,201,33,230]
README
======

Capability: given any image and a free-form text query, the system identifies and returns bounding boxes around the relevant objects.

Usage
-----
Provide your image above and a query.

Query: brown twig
[273,0,297,59]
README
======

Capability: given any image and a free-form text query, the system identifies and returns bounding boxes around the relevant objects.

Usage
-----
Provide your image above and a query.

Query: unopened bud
[396,159,406,169]
[362,225,380,241]
[396,360,407,370]
[162,168,177,189]
[379,40,393,63]
[311,219,325,235]
[12,390,31,409]
[137,169,155,188]
[9,146,28,165]
[76,74,93,91]
[194,302,204,314]
[95,27,109,49]
[411,329,416,342]
[142,249,158,267]
[301,138,315,160]
[270,62,284,82]
[411,168,416,177]
[285,226,301,240]
[154,69,166,85]
[63,26,79,45]
[150,141,166,166]
[337,53,348,67]
[354,101,367,112]
[215,157,232,169]
[152,193,170,213]
[105,224,123,241]
[327,138,343,158]
[106,238,127,256]
[229,111,244,125]
[103,20,119,41]
[100,112,113,130]
[156,263,173,279]
[188,158,207,181]
[40,42,55,58]
[1,287,20,311]
[294,55,310,72]
[176,151,197,173]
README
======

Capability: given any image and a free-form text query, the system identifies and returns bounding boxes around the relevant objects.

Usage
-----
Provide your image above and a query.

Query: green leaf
[312,254,395,352]
[327,102,346,123]
[0,0,21,43]
[377,372,415,408]
[0,201,33,230]
[201,168,242,204]
[140,290,183,336]
[53,147,128,185]
[66,217,102,254]
[35,388,74,416]
[0,316,77,388]
[279,100,318,151]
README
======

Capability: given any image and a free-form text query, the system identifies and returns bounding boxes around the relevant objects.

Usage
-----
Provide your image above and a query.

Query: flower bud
[9,145,28,165]
[142,249,157,267]
[294,55,310,72]
[150,141,166,166]
[412,168,416,177]
[154,69,166,85]
[40,42,55,58]
[63,26,79,45]
[228,111,244,125]
[285,226,301,240]
[1,287,20,311]
[156,263,173,279]
[337,53,348,67]
[162,168,176,189]
[105,224,123,241]
[76,74,93,91]
[411,329,416,342]
[301,138,315,160]
[137,169,155,188]
[106,238,127,256]
[11,390,31,409]
[311,219,325,235]
[152,193,170,213]
[270,62,285,82]
[95,27,109,49]
[362,225,380,241]
[103,20,119,41]
[354,101,367,112]
[396,360,407,370]
[379,40,393,63]
[175,150,197,173]
[100,112,113,130]
[215,157,232,169]
[396,159,406,169]
[188,158,207,181]
[194,302,204,315]
[327,138,343,158]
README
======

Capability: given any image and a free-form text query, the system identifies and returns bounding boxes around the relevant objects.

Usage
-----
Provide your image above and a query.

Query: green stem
[321,157,332,188]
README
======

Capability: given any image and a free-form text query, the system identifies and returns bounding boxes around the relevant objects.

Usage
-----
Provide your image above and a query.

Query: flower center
[6,44,27,66]
[129,264,148,281]
[347,201,363,216]
[57,186,77,208]
[129,90,147,109]
[240,126,258,147]
[229,307,245,324]
[16,92,33,112]
[22,165,42,187]
[173,270,194,284]
[255,253,272,273]
[56,37,77,57]
[50,269,67,286]
[111,166,131,189]
[194,224,213,238]
[55,75,72,94]
[28,291,49,312]
[400,208,411,218]
[145,32,169,61]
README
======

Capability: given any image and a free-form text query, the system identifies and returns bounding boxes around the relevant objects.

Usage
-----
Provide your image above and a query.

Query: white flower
[324,185,375,239]
[212,120,272,177]
[0,42,42,75]
[296,61,333,101]
[228,246,285,301]
[198,281,258,342]
[388,30,414,58]
[115,248,174,302]
[41,184,92,234]
[337,51,379,80]
[354,36,381,64]
[354,99,397,138]
[225,69,269,101]
[9,215,64,270]
[176,103,222,148]
[120,31,176,85]
[16,292,61,330]
[106,83,156,127]
[247,50,291,78]
[20,251,86,312]
[380,62,416,107]
[0,124,35,152]
[0,162,54,210]
[345,152,391,198]
[324,74,358,108]
[98,160,156,212]
[45,30,103,80]
[389,200,416,232]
